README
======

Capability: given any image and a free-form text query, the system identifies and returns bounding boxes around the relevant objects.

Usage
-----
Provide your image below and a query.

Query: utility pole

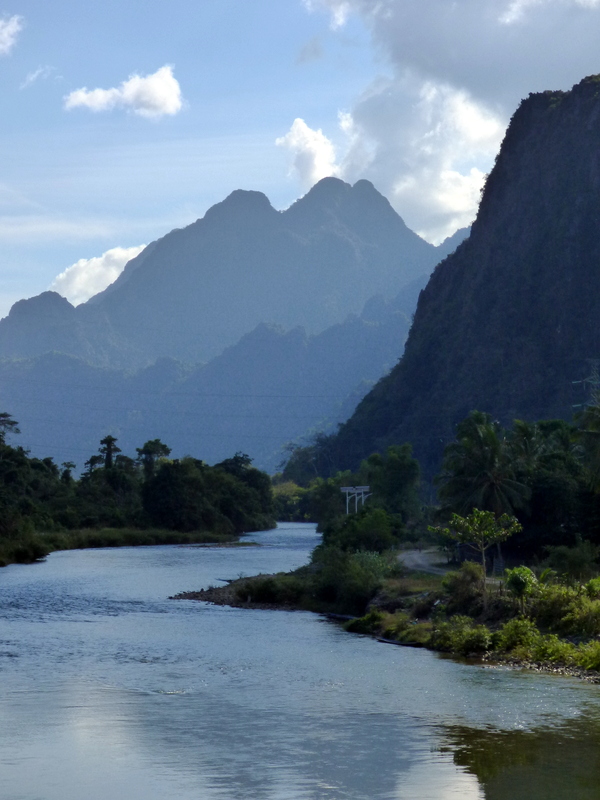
[340,486,372,514]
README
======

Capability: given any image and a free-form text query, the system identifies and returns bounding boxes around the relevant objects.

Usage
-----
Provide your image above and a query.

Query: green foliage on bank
[0,416,275,566]
[345,553,600,673]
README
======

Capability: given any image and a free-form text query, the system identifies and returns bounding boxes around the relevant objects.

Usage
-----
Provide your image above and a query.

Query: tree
[432,509,522,606]
[135,438,171,479]
[436,411,530,518]
[0,412,20,445]
[358,444,420,520]
[84,454,104,475]
[505,566,537,615]
[61,461,76,484]
[99,435,121,469]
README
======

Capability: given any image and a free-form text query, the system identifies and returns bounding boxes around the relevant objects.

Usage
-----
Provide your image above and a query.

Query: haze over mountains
[0,178,459,369]
[0,178,467,470]
[323,75,600,478]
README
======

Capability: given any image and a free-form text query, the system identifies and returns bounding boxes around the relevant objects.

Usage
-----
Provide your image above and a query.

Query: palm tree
[436,411,531,518]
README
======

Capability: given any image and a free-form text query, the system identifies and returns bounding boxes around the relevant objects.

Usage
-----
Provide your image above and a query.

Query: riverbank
[0,527,245,568]
[174,564,600,680]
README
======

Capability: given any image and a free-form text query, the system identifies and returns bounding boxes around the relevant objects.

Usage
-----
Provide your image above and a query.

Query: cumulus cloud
[278,82,503,242]
[49,245,146,305]
[0,14,23,56]
[276,118,340,188]
[306,0,600,103]
[293,0,600,240]
[64,65,183,119]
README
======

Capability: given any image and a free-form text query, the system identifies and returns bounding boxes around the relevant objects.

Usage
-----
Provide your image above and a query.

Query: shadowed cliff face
[329,75,600,477]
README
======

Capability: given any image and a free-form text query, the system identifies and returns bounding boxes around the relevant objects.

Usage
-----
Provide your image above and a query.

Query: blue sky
[2,0,600,315]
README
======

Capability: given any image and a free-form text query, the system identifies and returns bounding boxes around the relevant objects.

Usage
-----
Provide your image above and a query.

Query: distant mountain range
[0,178,462,369]
[321,75,600,478]
[0,292,411,470]
[0,178,468,469]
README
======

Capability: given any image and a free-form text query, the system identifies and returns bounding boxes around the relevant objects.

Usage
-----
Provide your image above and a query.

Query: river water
[0,522,599,800]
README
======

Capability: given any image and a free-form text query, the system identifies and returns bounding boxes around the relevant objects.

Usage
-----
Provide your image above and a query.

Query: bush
[585,577,600,599]
[431,615,492,655]
[397,621,432,646]
[494,618,540,653]
[529,583,576,629]
[310,546,394,614]
[381,611,411,639]
[441,561,484,614]
[543,541,599,582]
[531,634,576,665]
[576,640,600,671]
[344,609,385,634]
[505,566,537,613]
[559,595,600,637]
[325,508,398,553]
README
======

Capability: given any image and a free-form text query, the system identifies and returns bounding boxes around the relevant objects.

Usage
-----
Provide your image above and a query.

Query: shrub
[559,596,600,637]
[381,611,411,639]
[585,577,600,599]
[344,609,385,634]
[310,546,392,614]
[529,583,576,629]
[576,640,600,671]
[495,618,540,653]
[544,541,599,582]
[397,621,432,646]
[531,634,576,665]
[325,508,397,553]
[441,561,484,614]
[430,615,491,655]
[505,566,537,614]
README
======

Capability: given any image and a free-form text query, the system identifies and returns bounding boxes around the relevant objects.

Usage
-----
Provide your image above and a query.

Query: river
[0,522,599,799]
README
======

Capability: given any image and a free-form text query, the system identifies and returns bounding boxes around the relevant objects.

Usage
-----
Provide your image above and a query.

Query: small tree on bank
[432,509,522,606]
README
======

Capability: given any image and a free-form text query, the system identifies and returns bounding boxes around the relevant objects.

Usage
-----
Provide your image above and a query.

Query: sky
[2,0,600,316]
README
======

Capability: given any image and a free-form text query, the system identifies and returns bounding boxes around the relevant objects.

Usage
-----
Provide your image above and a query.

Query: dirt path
[398,549,450,575]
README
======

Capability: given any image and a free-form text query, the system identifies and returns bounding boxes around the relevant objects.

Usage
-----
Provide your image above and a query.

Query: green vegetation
[334,558,600,673]
[0,415,275,567]
[252,404,600,677]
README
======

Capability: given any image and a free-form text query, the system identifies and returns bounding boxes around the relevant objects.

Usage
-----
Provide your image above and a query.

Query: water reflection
[440,711,600,799]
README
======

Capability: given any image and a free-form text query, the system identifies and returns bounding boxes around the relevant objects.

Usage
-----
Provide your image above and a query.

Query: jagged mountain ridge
[323,75,600,477]
[0,178,457,369]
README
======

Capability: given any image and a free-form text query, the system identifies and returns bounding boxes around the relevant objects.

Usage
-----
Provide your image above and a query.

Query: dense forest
[0,413,275,566]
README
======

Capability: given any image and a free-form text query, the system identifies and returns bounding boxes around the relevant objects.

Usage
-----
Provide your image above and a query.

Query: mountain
[0,178,451,369]
[322,75,600,477]
[0,282,417,470]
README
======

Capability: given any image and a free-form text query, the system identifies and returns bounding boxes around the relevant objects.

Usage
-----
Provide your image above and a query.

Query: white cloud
[303,0,351,28]
[20,65,56,90]
[276,118,340,188]
[49,245,146,305]
[295,0,600,241]
[278,80,503,243]
[64,65,183,119]
[0,14,23,56]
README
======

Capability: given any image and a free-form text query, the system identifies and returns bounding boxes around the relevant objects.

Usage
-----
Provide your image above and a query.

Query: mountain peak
[203,189,276,224]
[8,291,74,321]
